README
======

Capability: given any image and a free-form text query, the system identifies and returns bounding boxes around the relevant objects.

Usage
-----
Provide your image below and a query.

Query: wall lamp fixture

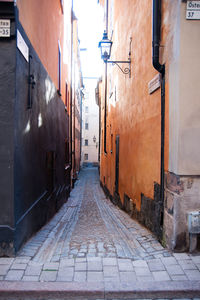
[99,31,132,77]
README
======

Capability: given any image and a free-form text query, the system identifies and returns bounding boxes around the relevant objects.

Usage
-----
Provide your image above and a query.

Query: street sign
[186,1,200,19]
[17,30,29,62]
[148,74,161,94]
[0,19,10,37]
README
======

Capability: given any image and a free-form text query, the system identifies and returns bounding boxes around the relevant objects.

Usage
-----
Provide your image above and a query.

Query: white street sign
[17,30,29,62]
[187,1,200,9]
[186,1,200,19]
[148,74,161,95]
[0,19,10,37]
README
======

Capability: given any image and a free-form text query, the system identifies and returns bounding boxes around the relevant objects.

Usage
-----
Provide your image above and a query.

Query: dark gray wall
[14,21,70,252]
[0,2,16,256]
[0,2,70,255]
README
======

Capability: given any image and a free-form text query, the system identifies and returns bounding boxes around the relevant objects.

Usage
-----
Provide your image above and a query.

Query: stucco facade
[98,0,200,251]
[71,18,82,182]
[0,0,82,256]
[81,78,99,166]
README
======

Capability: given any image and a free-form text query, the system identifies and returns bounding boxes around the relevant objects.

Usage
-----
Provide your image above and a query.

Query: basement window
[57,41,61,96]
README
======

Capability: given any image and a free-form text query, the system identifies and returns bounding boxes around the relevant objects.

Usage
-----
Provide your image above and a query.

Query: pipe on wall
[152,0,165,222]
[70,0,73,182]
[152,0,165,75]
[104,0,109,153]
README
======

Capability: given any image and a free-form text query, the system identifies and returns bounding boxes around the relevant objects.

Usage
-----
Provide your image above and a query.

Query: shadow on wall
[0,17,70,256]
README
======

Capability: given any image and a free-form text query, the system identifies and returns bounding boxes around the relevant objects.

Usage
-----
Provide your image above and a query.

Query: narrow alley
[0,167,200,299]
[18,167,171,263]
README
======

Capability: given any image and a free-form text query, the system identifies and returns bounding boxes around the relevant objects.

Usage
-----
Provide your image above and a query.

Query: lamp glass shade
[99,31,112,62]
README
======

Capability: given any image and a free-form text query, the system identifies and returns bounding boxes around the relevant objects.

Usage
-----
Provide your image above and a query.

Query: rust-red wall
[17,0,71,103]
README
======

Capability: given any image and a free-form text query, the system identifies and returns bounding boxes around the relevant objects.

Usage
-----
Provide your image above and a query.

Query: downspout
[80,90,83,167]
[73,78,76,180]
[70,0,73,185]
[104,0,109,153]
[152,0,165,228]
[104,62,107,153]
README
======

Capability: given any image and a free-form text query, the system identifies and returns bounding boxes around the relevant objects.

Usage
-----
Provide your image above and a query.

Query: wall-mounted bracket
[107,37,132,78]
[28,54,36,109]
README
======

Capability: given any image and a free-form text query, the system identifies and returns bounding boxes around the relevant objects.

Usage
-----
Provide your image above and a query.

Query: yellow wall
[100,0,169,210]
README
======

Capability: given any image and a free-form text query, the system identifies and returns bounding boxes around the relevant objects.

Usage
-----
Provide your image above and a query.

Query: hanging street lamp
[98,31,132,77]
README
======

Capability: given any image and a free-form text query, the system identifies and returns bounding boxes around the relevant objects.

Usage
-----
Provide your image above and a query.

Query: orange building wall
[100,0,169,210]
[16,0,71,103]
[71,18,82,179]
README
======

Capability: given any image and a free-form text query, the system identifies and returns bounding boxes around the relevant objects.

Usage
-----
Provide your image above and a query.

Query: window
[85,139,88,146]
[85,106,89,113]
[60,0,64,13]
[85,122,89,130]
[65,83,68,108]
[65,139,69,164]
[58,41,61,96]
[84,153,88,160]
[111,134,113,154]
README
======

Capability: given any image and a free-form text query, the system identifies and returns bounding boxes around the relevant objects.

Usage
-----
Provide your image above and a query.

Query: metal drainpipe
[152,0,165,222]
[73,80,76,179]
[80,90,83,167]
[104,0,109,153]
[70,0,73,183]
[104,62,107,153]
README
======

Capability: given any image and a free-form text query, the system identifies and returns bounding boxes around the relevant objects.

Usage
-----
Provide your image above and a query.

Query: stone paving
[0,167,200,299]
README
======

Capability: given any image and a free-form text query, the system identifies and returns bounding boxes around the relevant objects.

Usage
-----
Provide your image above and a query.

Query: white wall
[169,2,200,175]
[81,78,99,164]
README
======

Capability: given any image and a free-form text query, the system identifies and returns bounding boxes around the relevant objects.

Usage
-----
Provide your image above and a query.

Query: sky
[73,0,104,78]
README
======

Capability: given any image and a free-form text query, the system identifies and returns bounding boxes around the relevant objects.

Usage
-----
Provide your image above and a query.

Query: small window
[65,138,69,164]
[85,122,89,130]
[58,41,61,96]
[84,153,88,160]
[110,134,113,153]
[85,106,89,113]
[60,0,64,13]
[85,139,88,146]
[65,83,68,108]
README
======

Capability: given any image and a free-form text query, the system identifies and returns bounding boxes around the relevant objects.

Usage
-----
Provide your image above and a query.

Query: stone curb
[0,281,200,299]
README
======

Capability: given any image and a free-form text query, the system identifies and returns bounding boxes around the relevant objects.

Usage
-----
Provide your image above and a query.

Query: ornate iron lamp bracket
[106,37,132,78]
[107,59,131,77]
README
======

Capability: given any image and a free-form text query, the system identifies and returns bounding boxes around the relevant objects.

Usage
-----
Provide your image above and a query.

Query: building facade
[98,0,200,252]
[71,14,82,185]
[81,78,99,167]
[0,0,82,256]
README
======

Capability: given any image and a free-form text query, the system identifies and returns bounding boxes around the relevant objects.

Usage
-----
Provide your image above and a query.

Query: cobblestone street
[0,167,200,299]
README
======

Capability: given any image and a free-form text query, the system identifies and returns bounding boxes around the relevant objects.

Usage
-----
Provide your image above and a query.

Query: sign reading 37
[186,1,200,19]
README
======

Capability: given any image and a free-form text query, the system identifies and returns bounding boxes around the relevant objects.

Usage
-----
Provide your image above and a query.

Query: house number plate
[0,19,10,37]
